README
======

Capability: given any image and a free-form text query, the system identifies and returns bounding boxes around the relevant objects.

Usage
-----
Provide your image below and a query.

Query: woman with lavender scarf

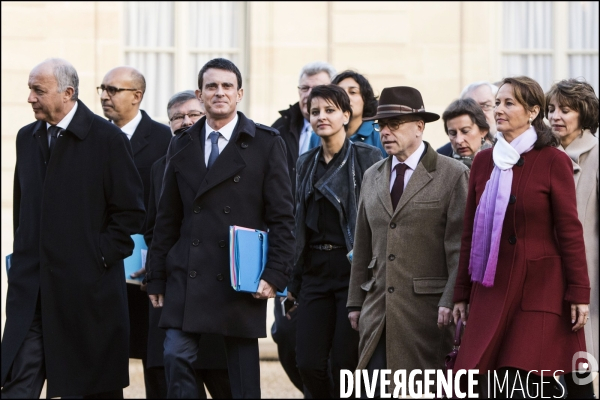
[451,76,591,398]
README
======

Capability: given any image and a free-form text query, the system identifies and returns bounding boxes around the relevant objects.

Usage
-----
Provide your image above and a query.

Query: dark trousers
[1,297,45,399]
[361,330,387,399]
[145,365,232,399]
[164,329,260,398]
[564,372,595,399]
[1,297,123,399]
[295,249,359,398]
[272,297,313,398]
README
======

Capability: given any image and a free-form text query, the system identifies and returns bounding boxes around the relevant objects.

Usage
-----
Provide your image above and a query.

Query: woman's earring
[528,117,533,125]
[481,137,486,145]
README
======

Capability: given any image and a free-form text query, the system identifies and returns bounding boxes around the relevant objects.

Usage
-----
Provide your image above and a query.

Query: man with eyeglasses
[143,90,232,399]
[98,66,171,398]
[347,86,469,396]
[270,60,336,396]
[437,81,498,157]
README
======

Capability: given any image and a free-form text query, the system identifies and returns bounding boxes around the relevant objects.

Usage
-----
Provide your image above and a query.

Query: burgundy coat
[453,146,590,375]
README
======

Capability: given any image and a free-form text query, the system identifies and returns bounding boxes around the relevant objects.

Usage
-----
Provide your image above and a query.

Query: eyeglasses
[374,119,420,132]
[479,103,495,111]
[298,85,317,93]
[169,112,204,123]
[97,85,139,96]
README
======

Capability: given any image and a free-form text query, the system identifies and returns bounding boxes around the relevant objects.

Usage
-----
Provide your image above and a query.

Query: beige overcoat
[347,143,469,374]
[559,131,599,369]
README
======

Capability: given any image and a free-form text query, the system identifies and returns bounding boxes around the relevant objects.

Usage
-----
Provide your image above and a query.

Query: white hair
[45,58,79,101]
[459,81,498,99]
[298,61,336,83]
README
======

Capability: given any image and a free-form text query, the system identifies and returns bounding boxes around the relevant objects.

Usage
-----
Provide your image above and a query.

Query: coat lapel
[129,111,151,156]
[169,125,206,193]
[376,157,394,217]
[33,121,50,163]
[392,143,436,217]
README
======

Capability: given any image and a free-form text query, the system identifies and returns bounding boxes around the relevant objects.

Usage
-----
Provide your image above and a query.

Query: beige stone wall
[1,0,501,335]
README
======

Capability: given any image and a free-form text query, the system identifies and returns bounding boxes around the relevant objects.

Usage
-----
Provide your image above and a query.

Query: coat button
[388,254,395,261]
[388,287,395,293]
[219,240,226,248]
[189,271,197,278]
[390,222,396,229]
[508,235,517,244]
[223,206,231,214]
[233,175,240,183]
[216,273,224,281]
[192,239,200,246]
[241,142,249,149]
[516,157,525,167]
[193,205,202,213]
[509,195,516,204]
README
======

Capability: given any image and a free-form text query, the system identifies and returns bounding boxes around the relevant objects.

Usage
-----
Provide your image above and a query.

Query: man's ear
[132,90,143,105]
[63,86,75,102]
[195,89,203,103]
[236,88,244,103]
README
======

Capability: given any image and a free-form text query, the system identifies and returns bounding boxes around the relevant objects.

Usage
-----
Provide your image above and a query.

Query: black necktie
[207,131,220,170]
[48,125,60,155]
[391,163,409,210]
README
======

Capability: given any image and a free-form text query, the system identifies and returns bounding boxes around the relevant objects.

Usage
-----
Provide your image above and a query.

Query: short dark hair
[545,78,599,135]
[442,98,492,141]
[166,90,197,119]
[197,58,242,90]
[500,76,558,148]
[307,85,353,132]
[332,70,379,118]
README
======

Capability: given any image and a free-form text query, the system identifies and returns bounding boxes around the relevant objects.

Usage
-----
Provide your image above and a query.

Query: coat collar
[375,141,436,217]
[278,102,304,137]
[559,130,598,165]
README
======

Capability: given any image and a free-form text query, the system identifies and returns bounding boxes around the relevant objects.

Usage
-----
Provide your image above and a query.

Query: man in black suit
[144,90,232,399]
[146,58,295,398]
[99,66,172,398]
[1,58,145,398]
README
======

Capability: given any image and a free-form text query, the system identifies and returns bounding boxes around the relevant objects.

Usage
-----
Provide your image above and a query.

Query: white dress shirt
[115,110,142,140]
[204,114,238,167]
[47,102,78,145]
[298,119,313,155]
[389,141,426,191]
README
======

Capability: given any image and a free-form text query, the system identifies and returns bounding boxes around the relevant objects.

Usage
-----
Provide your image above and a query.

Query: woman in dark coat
[287,85,382,398]
[453,76,591,398]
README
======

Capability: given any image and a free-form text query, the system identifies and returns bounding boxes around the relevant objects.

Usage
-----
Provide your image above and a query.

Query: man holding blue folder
[146,58,295,398]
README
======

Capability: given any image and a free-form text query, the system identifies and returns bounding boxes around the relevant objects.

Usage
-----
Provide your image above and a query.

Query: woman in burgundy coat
[453,76,591,398]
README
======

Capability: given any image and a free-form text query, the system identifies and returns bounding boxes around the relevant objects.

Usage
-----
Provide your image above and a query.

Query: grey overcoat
[347,142,469,374]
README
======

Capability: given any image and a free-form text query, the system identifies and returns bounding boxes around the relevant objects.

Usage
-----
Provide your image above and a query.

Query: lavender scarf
[469,126,538,286]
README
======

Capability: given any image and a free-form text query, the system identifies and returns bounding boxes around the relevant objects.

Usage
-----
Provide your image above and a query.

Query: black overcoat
[125,110,171,359]
[146,112,295,338]
[1,100,146,397]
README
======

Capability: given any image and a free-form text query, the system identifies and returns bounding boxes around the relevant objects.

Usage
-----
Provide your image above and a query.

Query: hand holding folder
[229,226,287,297]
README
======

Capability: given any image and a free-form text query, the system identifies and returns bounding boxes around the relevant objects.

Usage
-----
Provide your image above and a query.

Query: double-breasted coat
[453,146,590,374]
[347,143,470,373]
[1,100,146,397]
[146,112,295,338]
[124,110,171,359]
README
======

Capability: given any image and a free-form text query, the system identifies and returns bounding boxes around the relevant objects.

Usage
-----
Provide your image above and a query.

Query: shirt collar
[391,140,425,171]
[115,110,143,139]
[205,113,239,142]
[46,101,78,131]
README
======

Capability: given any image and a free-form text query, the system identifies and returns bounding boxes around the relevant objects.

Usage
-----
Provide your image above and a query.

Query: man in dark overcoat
[146,58,295,398]
[99,66,171,399]
[143,90,231,399]
[1,58,145,398]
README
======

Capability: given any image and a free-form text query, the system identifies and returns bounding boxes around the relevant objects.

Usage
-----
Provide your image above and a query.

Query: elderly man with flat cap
[347,86,469,395]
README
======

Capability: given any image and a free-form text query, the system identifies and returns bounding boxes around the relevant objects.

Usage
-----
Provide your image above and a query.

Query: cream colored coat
[347,143,469,374]
[559,131,599,369]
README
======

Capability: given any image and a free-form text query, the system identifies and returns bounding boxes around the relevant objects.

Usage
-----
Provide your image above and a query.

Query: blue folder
[6,254,11,274]
[123,234,147,284]
[229,226,287,296]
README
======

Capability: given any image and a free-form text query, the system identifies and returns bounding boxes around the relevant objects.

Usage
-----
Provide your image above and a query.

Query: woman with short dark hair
[546,78,599,399]
[442,97,493,168]
[453,76,591,397]
[287,84,382,397]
